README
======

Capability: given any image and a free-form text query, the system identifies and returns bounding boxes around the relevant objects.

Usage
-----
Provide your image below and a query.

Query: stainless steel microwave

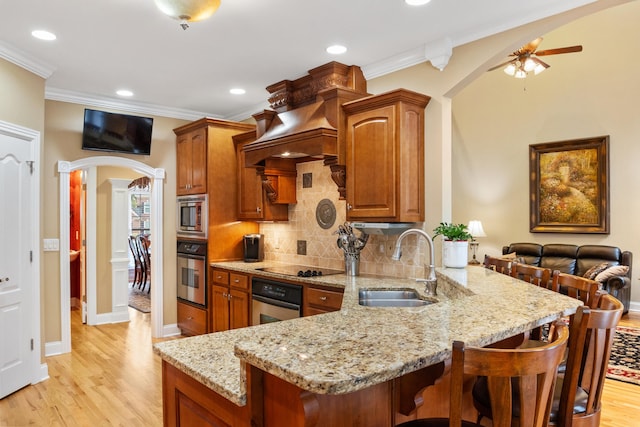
[176,194,207,239]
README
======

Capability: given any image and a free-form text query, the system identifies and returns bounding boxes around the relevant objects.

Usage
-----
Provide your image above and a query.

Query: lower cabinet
[303,285,344,316]
[162,362,251,427]
[211,268,250,332]
[177,300,207,336]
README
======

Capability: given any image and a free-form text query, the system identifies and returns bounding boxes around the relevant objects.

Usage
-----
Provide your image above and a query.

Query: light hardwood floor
[1,309,639,426]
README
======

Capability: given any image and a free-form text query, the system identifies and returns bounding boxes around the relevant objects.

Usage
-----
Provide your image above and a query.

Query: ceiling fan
[489,37,583,78]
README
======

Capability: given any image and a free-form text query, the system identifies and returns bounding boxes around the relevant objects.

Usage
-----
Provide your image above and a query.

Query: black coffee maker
[243,234,264,262]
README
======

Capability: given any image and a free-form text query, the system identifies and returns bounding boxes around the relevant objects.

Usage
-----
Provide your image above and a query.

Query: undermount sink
[358,288,432,308]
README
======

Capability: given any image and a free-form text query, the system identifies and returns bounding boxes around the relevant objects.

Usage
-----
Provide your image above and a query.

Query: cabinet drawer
[177,301,207,336]
[229,273,249,291]
[211,269,229,286]
[306,287,344,311]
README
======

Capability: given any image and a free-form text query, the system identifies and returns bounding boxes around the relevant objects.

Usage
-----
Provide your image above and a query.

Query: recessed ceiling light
[31,30,56,41]
[326,45,347,55]
[405,0,431,5]
[229,88,246,95]
[116,89,134,97]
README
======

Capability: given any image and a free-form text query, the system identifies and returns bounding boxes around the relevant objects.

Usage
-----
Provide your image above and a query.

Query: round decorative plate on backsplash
[315,198,336,229]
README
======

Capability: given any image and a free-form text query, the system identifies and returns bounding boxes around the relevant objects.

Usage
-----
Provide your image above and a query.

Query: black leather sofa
[502,243,632,314]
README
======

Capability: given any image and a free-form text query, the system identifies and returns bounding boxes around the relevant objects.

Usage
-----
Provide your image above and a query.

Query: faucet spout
[391,228,437,284]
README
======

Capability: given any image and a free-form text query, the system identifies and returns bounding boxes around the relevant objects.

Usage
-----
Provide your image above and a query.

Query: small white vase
[443,240,469,268]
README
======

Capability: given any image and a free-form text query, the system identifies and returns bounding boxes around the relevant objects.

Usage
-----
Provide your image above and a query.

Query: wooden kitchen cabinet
[304,285,344,316]
[342,89,431,222]
[176,126,207,195]
[233,130,289,221]
[210,268,251,332]
[177,300,207,336]
[174,118,259,263]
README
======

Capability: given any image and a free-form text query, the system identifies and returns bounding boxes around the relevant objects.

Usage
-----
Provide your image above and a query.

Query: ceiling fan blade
[514,37,543,55]
[531,57,550,69]
[535,45,583,56]
[487,59,516,72]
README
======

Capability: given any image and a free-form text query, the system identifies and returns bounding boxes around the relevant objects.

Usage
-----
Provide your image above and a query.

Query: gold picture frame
[529,136,609,234]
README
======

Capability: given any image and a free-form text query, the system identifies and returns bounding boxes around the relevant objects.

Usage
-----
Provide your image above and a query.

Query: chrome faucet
[391,228,438,296]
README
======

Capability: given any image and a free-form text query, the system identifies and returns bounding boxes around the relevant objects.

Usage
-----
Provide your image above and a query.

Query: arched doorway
[58,156,165,354]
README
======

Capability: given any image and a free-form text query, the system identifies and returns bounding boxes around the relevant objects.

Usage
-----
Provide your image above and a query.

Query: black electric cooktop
[257,265,344,278]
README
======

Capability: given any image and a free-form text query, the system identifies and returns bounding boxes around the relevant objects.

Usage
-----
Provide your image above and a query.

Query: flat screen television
[81,109,153,155]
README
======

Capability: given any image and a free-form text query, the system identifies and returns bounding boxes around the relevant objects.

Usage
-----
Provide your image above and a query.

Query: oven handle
[252,294,300,311]
[176,253,206,261]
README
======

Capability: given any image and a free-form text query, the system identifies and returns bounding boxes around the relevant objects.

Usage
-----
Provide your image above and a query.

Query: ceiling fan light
[533,63,547,75]
[503,63,516,76]
[154,0,221,23]
[514,69,527,79]
[523,58,536,72]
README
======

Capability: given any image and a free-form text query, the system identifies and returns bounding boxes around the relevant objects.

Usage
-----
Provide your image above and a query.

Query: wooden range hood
[243,61,369,198]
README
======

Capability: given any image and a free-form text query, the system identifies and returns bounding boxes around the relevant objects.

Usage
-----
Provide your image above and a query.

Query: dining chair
[483,255,512,275]
[473,294,623,427]
[551,293,623,427]
[511,263,553,289]
[128,235,143,288]
[137,234,151,293]
[397,320,569,427]
[552,271,601,309]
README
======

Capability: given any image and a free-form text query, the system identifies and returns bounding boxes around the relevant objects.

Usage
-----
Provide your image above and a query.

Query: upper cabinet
[233,131,289,221]
[342,89,431,222]
[176,126,207,195]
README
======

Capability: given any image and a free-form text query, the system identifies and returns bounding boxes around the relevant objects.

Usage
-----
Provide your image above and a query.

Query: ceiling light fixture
[31,30,56,41]
[405,0,432,5]
[154,0,221,30]
[116,89,133,97]
[502,54,549,79]
[326,45,347,55]
[229,88,245,95]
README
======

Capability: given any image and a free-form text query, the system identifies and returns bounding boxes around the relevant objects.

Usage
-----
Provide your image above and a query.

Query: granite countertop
[154,261,581,406]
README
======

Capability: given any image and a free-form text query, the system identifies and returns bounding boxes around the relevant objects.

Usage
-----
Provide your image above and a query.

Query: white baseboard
[44,341,64,357]
[34,363,49,384]
[162,323,181,338]
[628,300,639,312]
[95,311,130,325]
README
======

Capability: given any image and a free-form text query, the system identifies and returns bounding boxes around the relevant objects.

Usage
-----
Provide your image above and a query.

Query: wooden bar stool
[511,263,553,289]
[552,271,601,309]
[397,320,569,427]
[483,255,512,275]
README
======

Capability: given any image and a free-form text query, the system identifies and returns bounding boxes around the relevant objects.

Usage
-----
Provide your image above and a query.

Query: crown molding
[45,87,215,121]
[0,41,56,79]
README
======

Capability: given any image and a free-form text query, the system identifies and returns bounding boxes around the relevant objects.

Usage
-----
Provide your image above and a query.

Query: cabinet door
[237,145,264,220]
[211,284,230,332]
[177,127,207,195]
[229,289,250,330]
[346,105,397,220]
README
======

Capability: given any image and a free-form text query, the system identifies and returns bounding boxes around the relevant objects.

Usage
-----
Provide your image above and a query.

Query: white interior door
[0,129,36,398]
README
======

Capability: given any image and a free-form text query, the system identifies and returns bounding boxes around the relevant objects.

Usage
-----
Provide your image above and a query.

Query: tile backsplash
[259,161,433,279]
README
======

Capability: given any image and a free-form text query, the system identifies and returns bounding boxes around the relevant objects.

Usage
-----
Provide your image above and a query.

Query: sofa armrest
[603,275,630,293]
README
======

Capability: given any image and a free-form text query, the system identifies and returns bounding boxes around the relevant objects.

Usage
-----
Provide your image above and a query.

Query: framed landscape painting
[529,136,609,234]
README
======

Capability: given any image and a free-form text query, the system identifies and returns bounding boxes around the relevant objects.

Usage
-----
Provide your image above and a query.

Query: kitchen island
[154,263,581,426]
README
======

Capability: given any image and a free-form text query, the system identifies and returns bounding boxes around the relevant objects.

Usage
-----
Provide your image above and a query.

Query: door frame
[58,157,165,353]
[0,119,43,384]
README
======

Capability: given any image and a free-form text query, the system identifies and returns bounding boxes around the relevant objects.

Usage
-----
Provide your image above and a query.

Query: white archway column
[109,178,131,323]
[57,156,165,354]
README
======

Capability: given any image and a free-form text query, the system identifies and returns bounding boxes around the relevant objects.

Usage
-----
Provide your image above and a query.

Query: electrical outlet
[302,173,312,188]
[297,240,307,255]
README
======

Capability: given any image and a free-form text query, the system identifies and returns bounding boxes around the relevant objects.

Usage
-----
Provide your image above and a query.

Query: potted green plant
[433,222,472,268]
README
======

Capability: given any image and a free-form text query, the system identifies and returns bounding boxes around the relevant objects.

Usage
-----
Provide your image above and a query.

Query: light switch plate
[43,238,60,251]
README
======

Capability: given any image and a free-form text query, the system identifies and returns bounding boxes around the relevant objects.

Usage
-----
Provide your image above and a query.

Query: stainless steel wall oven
[176,240,207,306]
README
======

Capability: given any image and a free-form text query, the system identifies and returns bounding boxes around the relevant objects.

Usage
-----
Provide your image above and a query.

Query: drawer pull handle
[234,279,239,283]
[319,296,327,301]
